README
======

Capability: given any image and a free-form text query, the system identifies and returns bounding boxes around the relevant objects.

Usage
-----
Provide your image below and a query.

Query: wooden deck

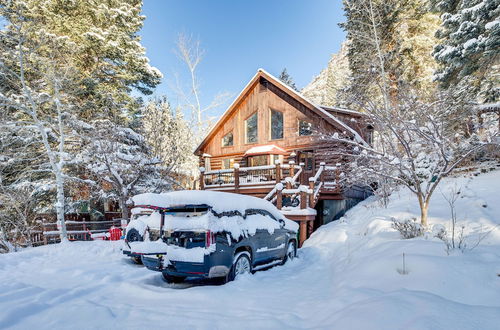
[200,161,345,246]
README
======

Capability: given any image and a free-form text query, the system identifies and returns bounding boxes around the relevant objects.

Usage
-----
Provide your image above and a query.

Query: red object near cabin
[109,226,122,241]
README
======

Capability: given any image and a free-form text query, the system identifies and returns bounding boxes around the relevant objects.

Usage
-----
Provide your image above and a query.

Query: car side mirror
[279,219,285,229]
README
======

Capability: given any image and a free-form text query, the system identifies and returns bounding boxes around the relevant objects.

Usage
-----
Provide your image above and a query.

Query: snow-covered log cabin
[194,69,373,245]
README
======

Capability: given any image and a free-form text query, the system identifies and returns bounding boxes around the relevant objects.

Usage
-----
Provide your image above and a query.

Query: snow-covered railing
[200,161,305,191]
[199,161,344,205]
[311,162,325,183]
[33,218,124,245]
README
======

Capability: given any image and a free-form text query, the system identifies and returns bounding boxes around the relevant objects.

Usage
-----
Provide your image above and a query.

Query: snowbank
[0,170,499,329]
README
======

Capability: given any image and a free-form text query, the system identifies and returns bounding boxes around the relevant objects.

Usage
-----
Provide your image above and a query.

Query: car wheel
[282,241,296,264]
[162,273,186,284]
[126,228,143,242]
[228,252,252,281]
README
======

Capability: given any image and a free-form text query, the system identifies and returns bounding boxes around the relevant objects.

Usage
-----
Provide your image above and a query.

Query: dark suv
[138,203,298,284]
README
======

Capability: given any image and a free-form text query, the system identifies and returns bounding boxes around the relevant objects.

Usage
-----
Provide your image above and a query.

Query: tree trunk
[420,202,429,228]
[55,172,68,241]
[119,196,129,221]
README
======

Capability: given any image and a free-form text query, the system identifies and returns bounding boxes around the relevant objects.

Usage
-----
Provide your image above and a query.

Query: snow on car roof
[131,190,299,237]
[132,190,286,221]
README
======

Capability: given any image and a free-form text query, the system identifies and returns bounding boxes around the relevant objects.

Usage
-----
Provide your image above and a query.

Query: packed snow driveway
[1,171,500,329]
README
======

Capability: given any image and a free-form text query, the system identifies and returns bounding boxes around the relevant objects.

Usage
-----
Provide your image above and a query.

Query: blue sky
[139,0,346,119]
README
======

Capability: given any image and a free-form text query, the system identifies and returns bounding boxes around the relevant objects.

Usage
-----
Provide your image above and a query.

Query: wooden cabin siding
[200,79,345,169]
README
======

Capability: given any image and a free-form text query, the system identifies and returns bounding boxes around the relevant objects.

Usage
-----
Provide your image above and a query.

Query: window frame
[245,112,258,144]
[298,119,313,136]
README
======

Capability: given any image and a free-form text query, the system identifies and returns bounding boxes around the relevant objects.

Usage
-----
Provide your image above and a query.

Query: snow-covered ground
[1,170,499,329]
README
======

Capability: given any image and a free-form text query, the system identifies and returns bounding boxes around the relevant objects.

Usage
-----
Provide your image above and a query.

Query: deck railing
[200,161,343,209]
[31,218,125,245]
[200,161,302,191]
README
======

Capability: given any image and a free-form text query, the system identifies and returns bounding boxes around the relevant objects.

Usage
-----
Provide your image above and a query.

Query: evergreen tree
[432,0,500,103]
[341,0,440,106]
[1,0,162,121]
[142,97,198,187]
[302,42,351,106]
[279,68,299,91]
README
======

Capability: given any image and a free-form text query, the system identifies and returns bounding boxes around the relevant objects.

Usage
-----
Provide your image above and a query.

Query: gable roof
[194,69,367,155]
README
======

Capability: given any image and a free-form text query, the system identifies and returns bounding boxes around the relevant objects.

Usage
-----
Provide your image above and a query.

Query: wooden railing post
[308,177,315,207]
[234,163,240,193]
[299,185,307,209]
[299,221,307,248]
[276,183,283,210]
[275,160,281,184]
[319,162,325,183]
[299,162,305,185]
[289,160,295,178]
[199,167,205,190]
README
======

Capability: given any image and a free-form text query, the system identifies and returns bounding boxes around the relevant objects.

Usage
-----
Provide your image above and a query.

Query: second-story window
[222,132,233,147]
[299,120,313,136]
[246,112,258,143]
[270,109,283,140]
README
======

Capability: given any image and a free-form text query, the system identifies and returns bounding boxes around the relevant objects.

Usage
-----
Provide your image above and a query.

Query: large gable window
[298,120,313,136]
[245,113,258,143]
[270,109,283,140]
[222,132,233,147]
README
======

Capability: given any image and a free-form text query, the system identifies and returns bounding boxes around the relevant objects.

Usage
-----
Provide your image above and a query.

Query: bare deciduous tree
[173,33,231,134]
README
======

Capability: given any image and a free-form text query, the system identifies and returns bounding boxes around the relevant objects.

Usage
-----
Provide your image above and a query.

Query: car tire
[282,241,296,264]
[228,252,252,282]
[162,273,186,284]
[126,228,143,242]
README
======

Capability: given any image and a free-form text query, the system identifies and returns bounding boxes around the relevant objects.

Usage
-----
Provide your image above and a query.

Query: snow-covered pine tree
[278,68,299,92]
[302,42,351,106]
[330,0,499,227]
[341,0,440,106]
[142,97,198,188]
[11,0,162,120]
[431,0,499,103]
[84,120,170,220]
[0,2,94,241]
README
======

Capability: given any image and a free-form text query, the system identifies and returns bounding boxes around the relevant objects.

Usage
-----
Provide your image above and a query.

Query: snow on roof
[320,105,365,116]
[244,144,288,156]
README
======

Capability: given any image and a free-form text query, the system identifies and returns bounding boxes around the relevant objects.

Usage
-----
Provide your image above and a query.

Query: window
[245,113,258,143]
[222,158,234,169]
[299,120,313,136]
[248,155,268,167]
[222,132,233,147]
[270,109,283,140]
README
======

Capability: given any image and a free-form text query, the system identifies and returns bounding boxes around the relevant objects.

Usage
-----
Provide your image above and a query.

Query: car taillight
[205,230,215,248]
